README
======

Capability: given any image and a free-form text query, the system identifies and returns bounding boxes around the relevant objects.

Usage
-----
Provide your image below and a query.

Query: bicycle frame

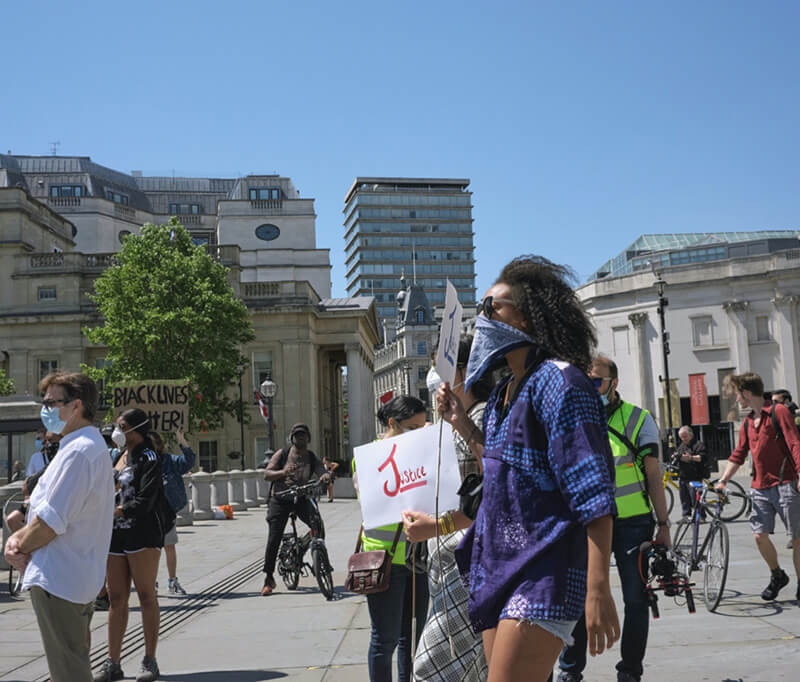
[684,481,724,573]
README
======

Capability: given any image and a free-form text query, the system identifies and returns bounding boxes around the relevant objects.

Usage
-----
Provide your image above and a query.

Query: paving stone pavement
[1,476,799,681]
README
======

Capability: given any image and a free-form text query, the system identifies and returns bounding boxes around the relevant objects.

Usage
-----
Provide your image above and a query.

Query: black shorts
[109,519,165,556]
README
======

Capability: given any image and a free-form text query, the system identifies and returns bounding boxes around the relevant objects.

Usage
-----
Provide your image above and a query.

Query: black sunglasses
[476,296,516,319]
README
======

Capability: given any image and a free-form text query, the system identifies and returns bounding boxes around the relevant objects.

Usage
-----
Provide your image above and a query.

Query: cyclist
[261,423,329,596]
[674,426,709,520]
[716,372,800,602]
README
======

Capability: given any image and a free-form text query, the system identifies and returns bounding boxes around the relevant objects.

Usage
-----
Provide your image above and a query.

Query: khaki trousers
[30,585,93,682]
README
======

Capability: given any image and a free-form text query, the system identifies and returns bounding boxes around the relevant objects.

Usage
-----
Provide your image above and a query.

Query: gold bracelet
[439,516,447,535]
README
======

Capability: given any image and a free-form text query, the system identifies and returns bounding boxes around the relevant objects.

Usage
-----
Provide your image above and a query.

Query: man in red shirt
[717,372,800,601]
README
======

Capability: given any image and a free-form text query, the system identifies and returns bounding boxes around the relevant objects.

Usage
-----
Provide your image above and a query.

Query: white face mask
[111,421,148,449]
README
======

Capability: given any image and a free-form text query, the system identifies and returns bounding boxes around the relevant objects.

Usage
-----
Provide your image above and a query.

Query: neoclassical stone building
[0,156,379,476]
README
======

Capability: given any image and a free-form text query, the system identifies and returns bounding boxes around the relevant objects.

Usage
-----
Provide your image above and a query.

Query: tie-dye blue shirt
[455,357,616,631]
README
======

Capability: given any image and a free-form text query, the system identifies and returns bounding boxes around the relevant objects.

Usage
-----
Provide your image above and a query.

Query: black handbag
[457,473,483,520]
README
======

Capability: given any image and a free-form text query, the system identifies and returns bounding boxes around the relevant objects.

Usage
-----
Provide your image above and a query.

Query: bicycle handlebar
[273,479,324,500]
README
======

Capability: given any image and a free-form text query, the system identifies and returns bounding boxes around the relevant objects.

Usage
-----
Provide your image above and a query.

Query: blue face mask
[34,439,42,450]
[464,315,535,392]
[600,393,609,406]
[40,405,67,435]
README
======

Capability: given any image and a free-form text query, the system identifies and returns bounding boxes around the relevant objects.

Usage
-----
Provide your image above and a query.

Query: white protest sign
[353,424,461,530]
[435,280,464,388]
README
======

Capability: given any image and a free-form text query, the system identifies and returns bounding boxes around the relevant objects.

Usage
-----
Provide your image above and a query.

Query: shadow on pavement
[160,671,287,681]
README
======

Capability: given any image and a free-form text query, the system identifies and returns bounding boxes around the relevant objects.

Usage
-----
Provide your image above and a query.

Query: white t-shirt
[22,425,115,604]
[26,450,47,477]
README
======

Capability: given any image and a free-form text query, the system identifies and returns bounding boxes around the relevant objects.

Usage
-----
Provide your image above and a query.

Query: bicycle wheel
[703,522,730,612]
[710,479,748,522]
[278,540,301,590]
[671,517,693,577]
[313,545,335,601]
[664,485,675,516]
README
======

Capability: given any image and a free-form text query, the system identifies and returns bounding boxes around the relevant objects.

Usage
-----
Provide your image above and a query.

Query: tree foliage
[0,368,15,397]
[84,219,254,430]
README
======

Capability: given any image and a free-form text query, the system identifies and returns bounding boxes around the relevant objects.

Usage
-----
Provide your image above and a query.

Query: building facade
[0,156,379,477]
[373,278,439,427]
[343,177,476,328]
[579,232,800,461]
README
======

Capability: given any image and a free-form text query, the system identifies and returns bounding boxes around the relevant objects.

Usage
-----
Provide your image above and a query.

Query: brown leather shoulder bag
[343,524,403,595]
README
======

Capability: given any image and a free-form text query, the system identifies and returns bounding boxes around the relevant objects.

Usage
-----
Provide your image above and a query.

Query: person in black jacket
[95,409,172,682]
[674,425,709,519]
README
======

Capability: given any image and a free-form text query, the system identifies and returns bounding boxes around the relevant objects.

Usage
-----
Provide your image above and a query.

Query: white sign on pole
[435,280,464,388]
[353,424,461,530]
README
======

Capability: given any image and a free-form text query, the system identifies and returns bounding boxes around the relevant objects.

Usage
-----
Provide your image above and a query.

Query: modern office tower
[343,177,476,328]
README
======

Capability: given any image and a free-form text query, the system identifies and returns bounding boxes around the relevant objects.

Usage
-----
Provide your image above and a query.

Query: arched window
[415,308,425,324]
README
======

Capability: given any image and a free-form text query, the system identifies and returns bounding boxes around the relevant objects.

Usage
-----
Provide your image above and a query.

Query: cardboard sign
[435,280,464,388]
[353,424,461,530]
[113,380,190,432]
[689,373,710,425]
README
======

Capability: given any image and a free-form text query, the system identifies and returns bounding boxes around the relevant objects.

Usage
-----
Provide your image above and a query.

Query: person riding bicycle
[261,423,329,596]
[673,425,709,519]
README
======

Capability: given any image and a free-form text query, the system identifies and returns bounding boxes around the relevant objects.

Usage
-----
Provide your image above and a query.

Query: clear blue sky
[4,1,799,296]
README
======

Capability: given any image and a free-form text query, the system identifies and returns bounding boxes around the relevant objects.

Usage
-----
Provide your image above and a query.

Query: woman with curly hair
[437,255,620,682]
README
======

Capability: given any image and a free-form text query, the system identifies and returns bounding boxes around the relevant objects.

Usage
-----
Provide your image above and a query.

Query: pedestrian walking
[438,255,619,682]
[4,371,114,682]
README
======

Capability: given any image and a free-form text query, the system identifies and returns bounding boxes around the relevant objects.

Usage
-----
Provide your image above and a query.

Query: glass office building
[343,177,476,326]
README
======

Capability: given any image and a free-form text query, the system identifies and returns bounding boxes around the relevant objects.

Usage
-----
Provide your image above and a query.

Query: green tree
[84,219,255,430]
[0,368,15,396]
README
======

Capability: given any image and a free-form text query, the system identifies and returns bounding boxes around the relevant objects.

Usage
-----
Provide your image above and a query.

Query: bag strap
[354,524,364,553]
[768,405,794,480]
[389,524,403,555]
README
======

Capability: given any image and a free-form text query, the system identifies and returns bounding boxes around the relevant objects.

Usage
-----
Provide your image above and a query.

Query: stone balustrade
[176,474,194,526]
[243,470,259,507]
[226,470,246,511]
[210,471,230,508]
[255,469,268,505]
[191,471,213,520]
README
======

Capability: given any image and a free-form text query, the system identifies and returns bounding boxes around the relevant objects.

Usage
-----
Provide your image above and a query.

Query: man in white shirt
[25,428,47,477]
[4,371,114,682]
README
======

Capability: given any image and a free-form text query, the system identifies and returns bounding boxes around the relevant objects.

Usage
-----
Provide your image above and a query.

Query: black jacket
[675,439,708,481]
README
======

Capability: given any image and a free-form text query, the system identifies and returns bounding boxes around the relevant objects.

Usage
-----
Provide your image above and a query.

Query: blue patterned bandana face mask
[464,315,535,391]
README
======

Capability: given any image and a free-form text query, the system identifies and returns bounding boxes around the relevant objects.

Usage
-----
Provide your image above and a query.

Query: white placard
[435,280,464,388]
[353,424,461,530]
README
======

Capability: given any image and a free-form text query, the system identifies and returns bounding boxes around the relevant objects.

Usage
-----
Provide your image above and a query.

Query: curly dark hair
[496,255,596,371]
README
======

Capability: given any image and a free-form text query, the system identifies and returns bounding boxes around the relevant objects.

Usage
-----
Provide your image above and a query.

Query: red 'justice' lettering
[377,445,428,497]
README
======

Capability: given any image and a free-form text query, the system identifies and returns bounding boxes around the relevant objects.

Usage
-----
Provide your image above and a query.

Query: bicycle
[663,458,748,522]
[273,480,335,600]
[670,480,730,612]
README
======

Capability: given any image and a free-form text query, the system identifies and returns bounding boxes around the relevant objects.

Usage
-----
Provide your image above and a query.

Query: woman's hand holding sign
[436,382,464,426]
[402,510,436,543]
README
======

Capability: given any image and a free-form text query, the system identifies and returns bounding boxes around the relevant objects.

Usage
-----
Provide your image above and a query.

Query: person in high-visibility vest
[555,355,671,682]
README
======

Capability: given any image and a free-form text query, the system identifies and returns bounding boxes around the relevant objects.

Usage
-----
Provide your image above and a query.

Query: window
[38,286,57,301]
[255,224,281,241]
[691,316,714,347]
[253,352,273,392]
[249,187,281,201]
[105,189,129,205]
[415,308,425,324]
[39,360,58,381]
[418,366,428,381]
[49,185,84,198]
[416,341,427,356]
[169,203,201,215]
[199,441,218,472]
[755,315,770,342]
[255,437,272,465]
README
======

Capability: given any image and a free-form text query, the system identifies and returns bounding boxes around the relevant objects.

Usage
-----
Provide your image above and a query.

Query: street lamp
[236,362,246,471]
[652,266,675,450]
[260,376,277,455]
[402,362,412,396]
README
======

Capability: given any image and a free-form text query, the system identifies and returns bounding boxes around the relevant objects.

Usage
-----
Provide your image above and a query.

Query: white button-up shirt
[22,425,115,604]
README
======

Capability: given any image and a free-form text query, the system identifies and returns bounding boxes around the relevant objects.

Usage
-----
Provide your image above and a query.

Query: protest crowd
[3,255,800,682]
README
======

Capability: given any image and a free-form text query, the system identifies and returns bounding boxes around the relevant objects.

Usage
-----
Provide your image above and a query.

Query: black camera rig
[638,541,695,618]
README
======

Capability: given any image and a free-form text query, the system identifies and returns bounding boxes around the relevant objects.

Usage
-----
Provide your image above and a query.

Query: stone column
[722,301,750,373]
[210,471,230,508]
[243,469,259,507]
[227,470,246,511]
[190,471,214,521]
[628,311,656,415]
[175,473,194,526]
[255,469,269,505]
[346,343,376,459]
[772,295,800,398]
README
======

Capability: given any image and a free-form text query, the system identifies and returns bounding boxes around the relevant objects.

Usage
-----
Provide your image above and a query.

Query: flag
[254,391,269,424]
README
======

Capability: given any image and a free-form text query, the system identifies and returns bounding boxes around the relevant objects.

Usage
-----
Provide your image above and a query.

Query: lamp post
[653,269,675,450]
[402,361,412,396]
[260,377,277,455]
[236,362,246,470]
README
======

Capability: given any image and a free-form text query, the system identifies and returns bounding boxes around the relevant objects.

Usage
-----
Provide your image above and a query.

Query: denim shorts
[505,617,577,646]
[749,483,800,537]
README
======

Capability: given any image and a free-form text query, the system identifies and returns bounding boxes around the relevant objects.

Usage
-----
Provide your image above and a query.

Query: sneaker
[136,655,160,682]
[261,575,276,596]
[617,673,640,682]
[761,568,790,601]
[557,673,583,682]
[93,658,124,682]
[168,577,187,596]
[94,594,110,611]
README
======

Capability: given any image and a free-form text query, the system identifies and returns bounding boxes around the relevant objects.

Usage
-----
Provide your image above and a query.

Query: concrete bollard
[255,469,269,505]
[191,471,214,520]
[210,470,230,509]
[176,473,194,526]
[227,470,246,511]
[243,469,259,507]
